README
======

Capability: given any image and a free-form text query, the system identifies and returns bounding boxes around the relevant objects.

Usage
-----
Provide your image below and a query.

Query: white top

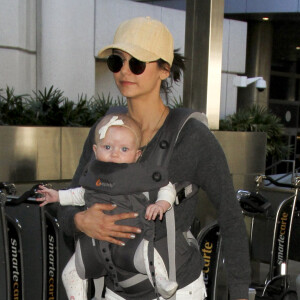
[59,182,176,207]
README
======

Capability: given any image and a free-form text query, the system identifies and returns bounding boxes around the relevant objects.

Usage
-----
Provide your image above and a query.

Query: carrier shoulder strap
[150,108,208,168]
[147,108,208,299]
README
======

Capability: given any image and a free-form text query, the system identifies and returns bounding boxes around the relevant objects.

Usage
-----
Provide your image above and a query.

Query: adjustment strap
[118,274,148,288]
[166,207,176,300]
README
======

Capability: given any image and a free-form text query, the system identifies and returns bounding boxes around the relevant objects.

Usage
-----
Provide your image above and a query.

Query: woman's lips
[120,80,135,86]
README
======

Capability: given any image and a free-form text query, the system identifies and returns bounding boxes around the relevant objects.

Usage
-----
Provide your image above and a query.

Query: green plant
[0,85,185,127]
[219,104,292,160]
[89,93,127,124]
[60,95,93,126]
[168,96,183,108]
[25,86,67,126]
[0,86,31,125]
[0,86,128,127]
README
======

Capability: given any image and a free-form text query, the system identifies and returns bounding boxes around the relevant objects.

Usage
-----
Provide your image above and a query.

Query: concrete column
[36,0,95,100]
[183,0,224,129]
[238,22,273,109]
[0,0,36,95]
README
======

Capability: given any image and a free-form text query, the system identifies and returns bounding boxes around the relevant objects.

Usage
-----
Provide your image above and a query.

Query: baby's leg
[134,240,178,299]
[62,253,88,300]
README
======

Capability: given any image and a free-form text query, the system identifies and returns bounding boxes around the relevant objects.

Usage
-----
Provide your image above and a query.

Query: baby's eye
[104,145,111,150]
[121,147,129,152]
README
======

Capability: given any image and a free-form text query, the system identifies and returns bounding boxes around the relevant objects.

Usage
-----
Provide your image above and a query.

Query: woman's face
[112,50,169,100]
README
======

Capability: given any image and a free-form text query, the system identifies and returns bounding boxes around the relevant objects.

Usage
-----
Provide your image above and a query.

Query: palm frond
[219,104,292,160]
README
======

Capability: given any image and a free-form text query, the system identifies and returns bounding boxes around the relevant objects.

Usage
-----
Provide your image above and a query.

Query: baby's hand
[145,200,171,220]
[36,185,59,207]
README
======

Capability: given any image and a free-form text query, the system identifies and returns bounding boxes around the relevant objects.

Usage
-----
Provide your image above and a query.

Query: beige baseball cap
[97,16,174,66]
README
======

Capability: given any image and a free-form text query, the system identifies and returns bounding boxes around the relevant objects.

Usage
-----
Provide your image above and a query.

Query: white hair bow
[98,116,124,139]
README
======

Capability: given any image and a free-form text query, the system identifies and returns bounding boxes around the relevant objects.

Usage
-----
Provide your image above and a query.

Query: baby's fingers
[35,193,46,202]
[158,210,164,220]
[151,211,159,220]
[37,185,49,193]
[145,211,152,220]
[145,206,153,220]
[39,200,49,207]
[35,196,48,207]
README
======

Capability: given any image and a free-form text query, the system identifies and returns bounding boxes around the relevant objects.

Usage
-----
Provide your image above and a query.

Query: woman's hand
[74,203,141,246]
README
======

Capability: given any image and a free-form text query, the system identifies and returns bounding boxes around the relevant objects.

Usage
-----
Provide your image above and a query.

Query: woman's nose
[120,60,131,74]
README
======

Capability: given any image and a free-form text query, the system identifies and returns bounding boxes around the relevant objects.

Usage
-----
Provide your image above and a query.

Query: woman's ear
[159,64,170,81]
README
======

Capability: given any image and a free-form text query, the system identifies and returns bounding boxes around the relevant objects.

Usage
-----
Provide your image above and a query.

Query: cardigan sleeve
[169,119,251,300]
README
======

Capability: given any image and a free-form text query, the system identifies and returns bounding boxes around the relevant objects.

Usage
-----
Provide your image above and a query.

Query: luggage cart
[196,174,300,300]
[238,175,300,300]
[197,220,226,300]
[0,183,73,300]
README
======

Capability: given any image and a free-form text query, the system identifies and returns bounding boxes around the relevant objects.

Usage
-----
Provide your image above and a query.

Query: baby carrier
[78,108,208,299]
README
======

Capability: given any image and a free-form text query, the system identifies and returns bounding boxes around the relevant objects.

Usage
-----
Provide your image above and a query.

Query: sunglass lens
[129,58,146,75]
[107,55,123,73]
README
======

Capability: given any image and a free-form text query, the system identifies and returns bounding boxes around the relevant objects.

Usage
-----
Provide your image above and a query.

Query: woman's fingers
[111,211,139,222]
[102,236,126,246]
[74,203,141,245]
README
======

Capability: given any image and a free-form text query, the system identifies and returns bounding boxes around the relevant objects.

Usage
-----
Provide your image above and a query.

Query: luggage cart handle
[237,190,271,214]
[6,183,49,206]
[263,176,296,189]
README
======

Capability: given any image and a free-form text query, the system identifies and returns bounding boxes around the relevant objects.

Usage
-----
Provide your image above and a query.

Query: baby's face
[93,126,141,163]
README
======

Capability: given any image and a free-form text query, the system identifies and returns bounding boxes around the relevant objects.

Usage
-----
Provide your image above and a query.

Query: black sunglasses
[107,54,147,75]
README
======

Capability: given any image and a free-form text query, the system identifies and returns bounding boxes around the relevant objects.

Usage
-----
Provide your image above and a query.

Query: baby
[37,113,178,299]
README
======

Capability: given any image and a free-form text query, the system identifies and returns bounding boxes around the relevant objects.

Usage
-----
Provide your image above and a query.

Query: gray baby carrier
[78,108,208,299]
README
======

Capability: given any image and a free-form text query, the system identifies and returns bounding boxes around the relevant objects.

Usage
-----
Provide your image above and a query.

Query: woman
[60,17,250,300]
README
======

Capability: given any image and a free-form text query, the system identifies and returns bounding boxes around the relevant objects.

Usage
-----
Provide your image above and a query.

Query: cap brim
[97,43,160,63]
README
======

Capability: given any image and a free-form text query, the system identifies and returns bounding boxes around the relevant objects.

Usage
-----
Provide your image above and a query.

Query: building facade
[0,0,248,126]
[224,0,300,169]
